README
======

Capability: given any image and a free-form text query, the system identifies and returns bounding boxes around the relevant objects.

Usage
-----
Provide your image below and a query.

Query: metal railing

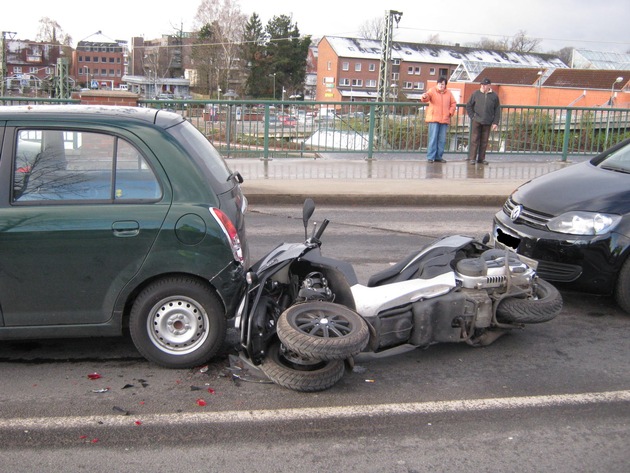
[140,99,630,161]
[2,96,628,160]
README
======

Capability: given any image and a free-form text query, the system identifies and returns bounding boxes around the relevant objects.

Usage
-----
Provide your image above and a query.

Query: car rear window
[13,129,162,203]
[165,120,232,190]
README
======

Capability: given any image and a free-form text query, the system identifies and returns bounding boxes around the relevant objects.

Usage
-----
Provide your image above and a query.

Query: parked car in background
[0,105,249,367]
[492,137,630,313]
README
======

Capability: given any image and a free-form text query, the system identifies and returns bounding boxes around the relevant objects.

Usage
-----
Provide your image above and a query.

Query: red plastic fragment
[87,373,102,380]
[196,398,207,406]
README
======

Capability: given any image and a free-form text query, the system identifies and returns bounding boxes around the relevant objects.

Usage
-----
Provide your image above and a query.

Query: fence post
[263,104,270,160]
[561,108,572,162]
[366,104,376,160]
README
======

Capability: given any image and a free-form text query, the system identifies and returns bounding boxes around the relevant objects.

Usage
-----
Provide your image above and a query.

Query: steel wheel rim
[147,296,209,355]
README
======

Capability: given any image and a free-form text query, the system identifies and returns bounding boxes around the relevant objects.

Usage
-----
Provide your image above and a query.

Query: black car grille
[535,260,582,282]
[503,197,554,230]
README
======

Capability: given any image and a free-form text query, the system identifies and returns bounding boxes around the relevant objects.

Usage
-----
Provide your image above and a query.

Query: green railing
[139,99,630,161]
[2,97,628,160]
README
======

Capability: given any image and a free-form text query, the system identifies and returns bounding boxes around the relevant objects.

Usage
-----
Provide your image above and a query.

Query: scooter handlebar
[313,218,330,241]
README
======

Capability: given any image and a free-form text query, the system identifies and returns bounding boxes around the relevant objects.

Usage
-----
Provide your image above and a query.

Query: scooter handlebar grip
[314,219,329,240]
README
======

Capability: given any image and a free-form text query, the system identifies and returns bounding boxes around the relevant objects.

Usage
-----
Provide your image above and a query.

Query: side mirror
[303,198,315,239]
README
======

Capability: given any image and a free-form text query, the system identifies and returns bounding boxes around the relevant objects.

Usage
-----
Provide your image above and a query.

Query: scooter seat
[367,247,455,287]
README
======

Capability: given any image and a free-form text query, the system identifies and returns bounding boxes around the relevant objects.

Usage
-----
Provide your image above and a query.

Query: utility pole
[54,57,70,99]
[1,31,17,96]
[375,10,402,149]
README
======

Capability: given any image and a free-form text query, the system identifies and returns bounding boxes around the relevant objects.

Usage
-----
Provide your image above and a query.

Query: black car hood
[513,161,630,215]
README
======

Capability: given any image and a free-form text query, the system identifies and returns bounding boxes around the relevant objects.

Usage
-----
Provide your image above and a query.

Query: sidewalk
[235,154,583,206]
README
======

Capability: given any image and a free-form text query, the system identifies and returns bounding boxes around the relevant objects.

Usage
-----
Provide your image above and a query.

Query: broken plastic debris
[196,399,207,407]
[190,385,202,391]
[134,420,142,426]
[122,384,134,389]
[112,406,130,416]
[92,388,109,393]
[87,372,102,380]
[365,379,375,383]
[207,388,216,394]
[199,365,209,373]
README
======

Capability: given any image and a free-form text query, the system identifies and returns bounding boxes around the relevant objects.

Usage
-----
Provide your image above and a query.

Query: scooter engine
[455,249,535,290]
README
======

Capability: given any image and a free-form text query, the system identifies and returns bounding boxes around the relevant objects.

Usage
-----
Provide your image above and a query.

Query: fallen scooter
[234,199,563,392]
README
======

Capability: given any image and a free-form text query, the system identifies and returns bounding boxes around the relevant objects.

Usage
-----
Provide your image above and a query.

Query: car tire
[615,257,630,314]
[496,279,563,324]
[129,276,226,369]
[277,302,370,361]
[261,339,345,392]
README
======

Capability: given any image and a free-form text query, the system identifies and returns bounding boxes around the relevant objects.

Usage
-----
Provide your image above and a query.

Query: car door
[0,126,171,327]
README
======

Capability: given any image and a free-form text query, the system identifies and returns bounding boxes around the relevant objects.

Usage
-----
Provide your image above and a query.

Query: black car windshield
[598,142,630,174]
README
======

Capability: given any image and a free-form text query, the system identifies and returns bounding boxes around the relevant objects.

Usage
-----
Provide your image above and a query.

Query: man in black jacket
[466,78,501,165]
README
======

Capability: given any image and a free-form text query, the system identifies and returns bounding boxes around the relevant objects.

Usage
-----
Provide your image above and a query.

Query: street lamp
[609,76,624,106]
[269,73,276,99]
[605,77,624,147]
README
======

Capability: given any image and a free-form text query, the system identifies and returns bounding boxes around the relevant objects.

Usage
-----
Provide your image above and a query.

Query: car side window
[13,129,161,203]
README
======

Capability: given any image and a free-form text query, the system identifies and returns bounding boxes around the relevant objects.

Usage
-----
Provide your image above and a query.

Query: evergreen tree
[264,15,311,100]
[241,13,268,98]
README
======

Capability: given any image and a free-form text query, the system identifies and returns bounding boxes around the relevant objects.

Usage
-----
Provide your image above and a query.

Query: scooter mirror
[303,198,315,240]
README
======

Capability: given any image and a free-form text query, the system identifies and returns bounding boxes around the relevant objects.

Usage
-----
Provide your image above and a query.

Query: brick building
[73,33,127,90]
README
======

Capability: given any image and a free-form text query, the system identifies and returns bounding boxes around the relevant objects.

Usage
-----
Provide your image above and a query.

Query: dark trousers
[469,120,492,162]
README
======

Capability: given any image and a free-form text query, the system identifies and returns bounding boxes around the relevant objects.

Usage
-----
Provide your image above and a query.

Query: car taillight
[210,208,244,263]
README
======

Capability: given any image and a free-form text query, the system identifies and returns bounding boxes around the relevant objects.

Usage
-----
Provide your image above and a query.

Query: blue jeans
[426,122,448,161]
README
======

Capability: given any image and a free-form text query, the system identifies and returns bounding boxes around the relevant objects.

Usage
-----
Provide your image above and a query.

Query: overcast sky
[4,0,629,54]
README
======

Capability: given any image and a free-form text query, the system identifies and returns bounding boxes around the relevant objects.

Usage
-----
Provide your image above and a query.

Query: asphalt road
[1,205,629,472]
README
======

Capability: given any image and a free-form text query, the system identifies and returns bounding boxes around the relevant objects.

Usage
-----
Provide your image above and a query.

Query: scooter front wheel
[261,340,345,392]
[496,279,563,324]
[277,301,369,361]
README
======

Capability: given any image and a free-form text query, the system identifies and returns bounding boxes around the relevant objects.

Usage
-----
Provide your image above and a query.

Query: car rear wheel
[615,257,630,314]
[129,276,226,368]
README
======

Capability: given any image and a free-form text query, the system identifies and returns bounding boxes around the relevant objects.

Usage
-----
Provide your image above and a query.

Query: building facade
[73,34,127,90]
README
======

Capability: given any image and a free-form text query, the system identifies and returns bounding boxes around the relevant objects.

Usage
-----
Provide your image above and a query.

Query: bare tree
[358,17,383,41]
[36,17,72,46]
[510,30,541,53]
[195,0,247,94]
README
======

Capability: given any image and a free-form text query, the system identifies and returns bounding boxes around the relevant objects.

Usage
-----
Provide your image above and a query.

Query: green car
[0,105,249,368]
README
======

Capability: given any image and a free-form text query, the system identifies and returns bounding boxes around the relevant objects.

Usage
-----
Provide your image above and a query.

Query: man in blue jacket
[466,78,501,165]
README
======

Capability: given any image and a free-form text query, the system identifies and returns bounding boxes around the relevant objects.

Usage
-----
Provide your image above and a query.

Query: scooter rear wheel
[277,301,370,361]
[496,279,563,324]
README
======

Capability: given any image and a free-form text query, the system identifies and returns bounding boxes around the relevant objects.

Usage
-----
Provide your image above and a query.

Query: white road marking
[1,390,629,431]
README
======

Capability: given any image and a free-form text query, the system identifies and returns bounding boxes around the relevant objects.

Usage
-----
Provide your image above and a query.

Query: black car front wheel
[615,257,630,314]
[129,276,226,368]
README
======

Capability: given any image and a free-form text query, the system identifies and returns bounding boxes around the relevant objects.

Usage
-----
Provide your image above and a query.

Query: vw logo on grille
[510,204,523,221]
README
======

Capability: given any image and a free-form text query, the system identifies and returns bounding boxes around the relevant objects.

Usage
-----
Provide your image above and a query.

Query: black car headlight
[547,211,622,236]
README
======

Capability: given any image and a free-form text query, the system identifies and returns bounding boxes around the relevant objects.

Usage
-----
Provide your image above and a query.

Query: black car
[492,137,630,313]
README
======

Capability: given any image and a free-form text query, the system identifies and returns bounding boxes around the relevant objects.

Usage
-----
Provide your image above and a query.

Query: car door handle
[112,220,140,237]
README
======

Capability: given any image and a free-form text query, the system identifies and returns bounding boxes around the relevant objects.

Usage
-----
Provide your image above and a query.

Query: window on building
[85,57,91,62]
[29,67,38,73]
[13,66,22,74]
[403,82,413,89]
[408,66,414,74]
[414,82,424,90]
[351,79,363,87]
[369,63,376,72]
[339,78,350,86]
[392,73,399,81]
[366,79,377,87]
[439,68,449,77]
[415,67,421,75]
[355,63,361,72]
[327,61,332,71]
[93,57,98,62]
[101,57,107,63]
[342,62,349,71]
[430,68,436,75]
[393,59,400,65]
